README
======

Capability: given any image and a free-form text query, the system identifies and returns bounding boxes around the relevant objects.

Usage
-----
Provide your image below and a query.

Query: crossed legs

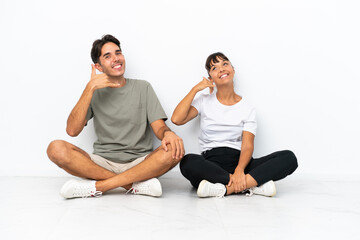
[47,140,180,193]
[180,148,298,197]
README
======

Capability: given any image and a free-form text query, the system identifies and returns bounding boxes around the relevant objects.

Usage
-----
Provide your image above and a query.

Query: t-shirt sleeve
[146,83,168,124]
[243,108,257,136]
[191,94,204,115]
[84,105,94,126]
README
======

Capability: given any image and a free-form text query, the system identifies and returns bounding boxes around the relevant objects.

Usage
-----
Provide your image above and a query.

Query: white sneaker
[247,180,276,197]
[197,180,226,198]
[60,179,102,199]
[128,178,162,197]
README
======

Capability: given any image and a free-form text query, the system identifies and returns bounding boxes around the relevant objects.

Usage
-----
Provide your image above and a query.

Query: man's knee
[158,147,181,167]
[47,140,69,166]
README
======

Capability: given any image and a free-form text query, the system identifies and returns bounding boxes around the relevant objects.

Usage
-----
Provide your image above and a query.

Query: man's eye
[224,63,228,66]
[212,67,216,71]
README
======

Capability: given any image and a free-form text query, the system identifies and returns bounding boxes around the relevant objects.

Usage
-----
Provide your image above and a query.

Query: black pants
[180,147,298,188]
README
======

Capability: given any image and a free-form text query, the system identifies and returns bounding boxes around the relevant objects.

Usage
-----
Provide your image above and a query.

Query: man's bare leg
[47,140,116,181]
[95,145,180,192]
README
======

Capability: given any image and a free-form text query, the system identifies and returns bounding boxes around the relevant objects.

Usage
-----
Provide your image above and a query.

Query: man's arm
[66,65,120,137]
[66,84,94,137]
[150,119,184,160]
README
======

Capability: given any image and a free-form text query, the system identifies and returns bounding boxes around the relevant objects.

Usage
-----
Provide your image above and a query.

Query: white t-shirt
[192,92,257,152]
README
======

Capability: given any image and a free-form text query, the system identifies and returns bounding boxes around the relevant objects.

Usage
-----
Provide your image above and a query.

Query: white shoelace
[126,184,151,195]
[245,189,254,197]
[90,191,102,198]
[126,187,136,194]
[73,185,102,198]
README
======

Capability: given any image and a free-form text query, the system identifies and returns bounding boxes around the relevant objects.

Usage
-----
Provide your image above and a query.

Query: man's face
[96,42,125,77]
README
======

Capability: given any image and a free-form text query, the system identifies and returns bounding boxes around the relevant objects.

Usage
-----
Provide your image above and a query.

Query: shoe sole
[134,178,162,197]
[197,180,208,198]
[60,179,76,199]
[149,179,162,197]
[269,181,276,197]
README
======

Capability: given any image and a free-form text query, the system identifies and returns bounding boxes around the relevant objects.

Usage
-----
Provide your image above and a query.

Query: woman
[171,52,298,198]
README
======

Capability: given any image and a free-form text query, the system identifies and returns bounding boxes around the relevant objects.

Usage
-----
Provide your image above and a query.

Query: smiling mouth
[220,74,228,79]
[113,64,122,69]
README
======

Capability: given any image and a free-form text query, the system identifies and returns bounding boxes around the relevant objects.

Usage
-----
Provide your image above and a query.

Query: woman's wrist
[235,167,245,173]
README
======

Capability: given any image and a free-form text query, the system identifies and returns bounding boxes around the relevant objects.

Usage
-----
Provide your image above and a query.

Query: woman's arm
[228,131,255,192]
[171,77,215,125]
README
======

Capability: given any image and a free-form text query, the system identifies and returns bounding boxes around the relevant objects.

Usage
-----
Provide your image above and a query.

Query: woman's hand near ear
[193,77,215,94]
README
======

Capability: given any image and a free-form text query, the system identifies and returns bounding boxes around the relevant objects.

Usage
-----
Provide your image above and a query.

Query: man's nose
[113,55,119,62]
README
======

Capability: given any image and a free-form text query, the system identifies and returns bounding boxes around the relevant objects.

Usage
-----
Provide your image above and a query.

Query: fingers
[227,179,232,187]
[91,64,97,77]
[229,173,247,193]
[227,174,233,187]
[110,82,121,88]
[171,139,183,159]
[205,78,215,93]
[174,140,180,159]
[242,178,247,190]
[174,138,184,160]
[161,139,168,152]
[179,140,185,159]
[170,139,177,159]
[210,79,215,93]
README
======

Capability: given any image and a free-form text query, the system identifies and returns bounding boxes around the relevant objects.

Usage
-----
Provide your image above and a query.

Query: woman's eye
[224,63,228,66]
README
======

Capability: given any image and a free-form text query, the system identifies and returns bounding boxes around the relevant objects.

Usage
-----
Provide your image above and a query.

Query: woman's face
[208,57,235,87]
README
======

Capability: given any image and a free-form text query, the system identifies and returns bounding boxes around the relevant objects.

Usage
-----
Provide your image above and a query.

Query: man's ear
[95,63,103,73]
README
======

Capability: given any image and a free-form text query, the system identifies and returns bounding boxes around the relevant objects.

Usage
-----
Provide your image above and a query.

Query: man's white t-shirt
[192,92,257,153]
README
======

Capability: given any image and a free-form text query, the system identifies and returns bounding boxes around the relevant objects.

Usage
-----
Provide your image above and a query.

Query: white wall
[0,0,359,176]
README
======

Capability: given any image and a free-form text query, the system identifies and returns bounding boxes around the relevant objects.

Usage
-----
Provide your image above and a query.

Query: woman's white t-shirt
[192,92,257,152]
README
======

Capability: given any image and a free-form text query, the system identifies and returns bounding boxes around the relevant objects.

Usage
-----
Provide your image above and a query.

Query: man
[47,34,184,198]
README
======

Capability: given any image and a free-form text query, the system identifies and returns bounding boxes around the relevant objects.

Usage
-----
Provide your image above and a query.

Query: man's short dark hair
[91,34,121,64]
[205,52,229,75]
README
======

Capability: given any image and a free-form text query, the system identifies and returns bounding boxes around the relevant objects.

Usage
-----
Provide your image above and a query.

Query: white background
[0,0,359,176]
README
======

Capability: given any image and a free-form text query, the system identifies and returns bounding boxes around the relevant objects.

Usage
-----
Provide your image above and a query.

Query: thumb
[91,64,97,77]
[209,80,215,94]
[162,140,168,152]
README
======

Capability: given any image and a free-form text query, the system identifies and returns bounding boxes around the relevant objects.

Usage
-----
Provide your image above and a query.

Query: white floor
[1,171,359,240]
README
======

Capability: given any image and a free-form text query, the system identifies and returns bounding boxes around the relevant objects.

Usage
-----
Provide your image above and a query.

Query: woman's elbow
[171,116,183,126]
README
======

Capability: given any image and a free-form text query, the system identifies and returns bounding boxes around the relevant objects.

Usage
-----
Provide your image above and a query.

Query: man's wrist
[164,129,173,135]
[86,82,96,93]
